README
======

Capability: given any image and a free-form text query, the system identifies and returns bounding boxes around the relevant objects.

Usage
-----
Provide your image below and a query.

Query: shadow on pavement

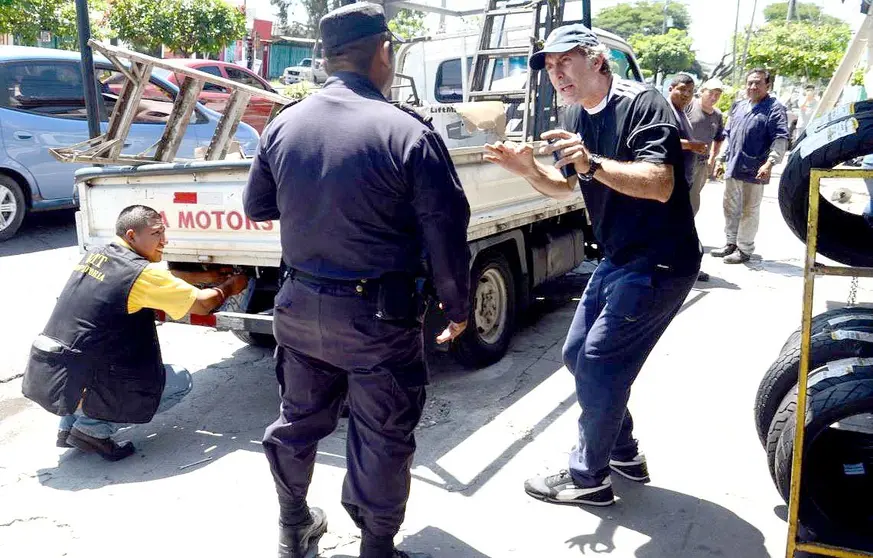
[0,209,77,258]
[692,274,740,291]
[36,344,279,491]
[332,525,493,558]
[35,275,585,494]
[565,480,769,558]
[748,258,804,277]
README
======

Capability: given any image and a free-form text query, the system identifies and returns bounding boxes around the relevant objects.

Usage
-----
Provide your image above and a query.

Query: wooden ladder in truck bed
[50,40,292,166]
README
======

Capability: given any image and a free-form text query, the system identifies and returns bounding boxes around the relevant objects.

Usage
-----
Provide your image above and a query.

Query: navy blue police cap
[320,2,402,53]
[529,24,601,71]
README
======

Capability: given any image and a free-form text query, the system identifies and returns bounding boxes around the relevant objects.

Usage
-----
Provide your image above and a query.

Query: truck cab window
[435,57,471,104]
[608,48,642,82]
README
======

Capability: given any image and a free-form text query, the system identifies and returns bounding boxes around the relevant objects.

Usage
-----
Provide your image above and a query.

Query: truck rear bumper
[155,309,274,335]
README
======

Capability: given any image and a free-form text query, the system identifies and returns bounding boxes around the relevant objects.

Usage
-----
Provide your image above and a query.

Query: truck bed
[75,147,586,268]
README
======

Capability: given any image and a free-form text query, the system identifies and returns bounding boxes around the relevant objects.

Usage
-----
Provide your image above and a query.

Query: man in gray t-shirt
[685,78,726,215]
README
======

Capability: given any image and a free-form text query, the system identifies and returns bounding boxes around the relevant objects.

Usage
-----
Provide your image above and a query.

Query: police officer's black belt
[288,268,377,287]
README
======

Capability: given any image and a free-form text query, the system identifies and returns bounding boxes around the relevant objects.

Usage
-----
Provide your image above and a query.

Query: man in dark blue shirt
[485,24,700,507]
[711,68,788,264]
[243,4,470,557]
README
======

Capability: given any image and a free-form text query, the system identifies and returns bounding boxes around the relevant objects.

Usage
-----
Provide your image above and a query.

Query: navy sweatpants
[562,258,698,487]
[263,276,426,540]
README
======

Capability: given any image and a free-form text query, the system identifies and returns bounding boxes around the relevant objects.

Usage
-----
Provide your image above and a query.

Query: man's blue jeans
[562,259,698,487]
[59,364,193,439]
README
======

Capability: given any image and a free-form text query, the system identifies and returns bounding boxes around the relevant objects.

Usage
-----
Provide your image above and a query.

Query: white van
[393,27,643,147]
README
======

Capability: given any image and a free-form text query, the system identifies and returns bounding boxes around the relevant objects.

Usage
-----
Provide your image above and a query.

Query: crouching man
[22,205,248,461]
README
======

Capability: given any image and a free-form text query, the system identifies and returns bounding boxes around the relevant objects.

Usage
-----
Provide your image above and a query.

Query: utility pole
[732,0,741,86]
[582,0,591,28]
[663,0,669,34]
[74,0,100,140]
[739,0,759,82]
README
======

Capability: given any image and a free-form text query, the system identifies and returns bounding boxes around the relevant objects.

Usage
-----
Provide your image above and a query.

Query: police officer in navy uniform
[243,3,471,558]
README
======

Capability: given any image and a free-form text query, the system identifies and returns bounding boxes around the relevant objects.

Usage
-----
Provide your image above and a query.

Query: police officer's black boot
[278,507,327,558]
[360,535,432,558]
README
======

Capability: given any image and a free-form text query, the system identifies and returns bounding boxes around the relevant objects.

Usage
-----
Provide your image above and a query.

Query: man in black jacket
[22,205,247,461]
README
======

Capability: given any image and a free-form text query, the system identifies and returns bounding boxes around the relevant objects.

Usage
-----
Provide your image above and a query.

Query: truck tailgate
[75,150,585,267]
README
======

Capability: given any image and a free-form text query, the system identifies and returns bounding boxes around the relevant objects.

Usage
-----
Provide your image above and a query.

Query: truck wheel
[0,175,26,242]
[451,252,516,368]
[223,280,276,348]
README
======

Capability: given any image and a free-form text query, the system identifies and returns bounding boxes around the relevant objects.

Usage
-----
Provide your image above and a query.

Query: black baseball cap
[529,24,601,71]
[320,2,402,53]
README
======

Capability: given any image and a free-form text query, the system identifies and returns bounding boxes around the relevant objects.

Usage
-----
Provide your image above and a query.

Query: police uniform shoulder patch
[392,102,434,131]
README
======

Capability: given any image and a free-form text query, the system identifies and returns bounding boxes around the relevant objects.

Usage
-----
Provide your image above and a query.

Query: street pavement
[1,172,872,558]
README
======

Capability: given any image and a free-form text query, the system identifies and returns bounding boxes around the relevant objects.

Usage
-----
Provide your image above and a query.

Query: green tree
[110,0,245,57]
[628,28,696,79]
[388,9,426,40]
[744,21,851,81]
[763,1,844,25]
[0,0,111,48]
[270,0,344,39]
[163,0,246,57]
[594,0,690,39]
[108,0,167,53]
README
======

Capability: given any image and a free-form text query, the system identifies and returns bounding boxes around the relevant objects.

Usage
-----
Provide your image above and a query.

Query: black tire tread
[779,109,873,266]
[765,364,873,484]
[780,306,873,354]
[754,326,873,445]
[774,379,873,506]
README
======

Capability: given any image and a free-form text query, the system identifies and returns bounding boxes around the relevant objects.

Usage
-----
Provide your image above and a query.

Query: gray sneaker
[523,470,615,506]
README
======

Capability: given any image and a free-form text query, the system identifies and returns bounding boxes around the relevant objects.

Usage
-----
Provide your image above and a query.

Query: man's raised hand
[483,141,537,177]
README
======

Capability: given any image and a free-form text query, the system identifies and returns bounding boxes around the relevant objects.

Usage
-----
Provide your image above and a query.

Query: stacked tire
[754,306,873,545]
[779,100,873,267]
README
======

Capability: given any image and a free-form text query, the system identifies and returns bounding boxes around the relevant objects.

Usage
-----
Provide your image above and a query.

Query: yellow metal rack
[786,168,873,558]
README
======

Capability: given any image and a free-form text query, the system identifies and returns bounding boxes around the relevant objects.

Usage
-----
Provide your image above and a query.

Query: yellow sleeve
[128,264,199,320]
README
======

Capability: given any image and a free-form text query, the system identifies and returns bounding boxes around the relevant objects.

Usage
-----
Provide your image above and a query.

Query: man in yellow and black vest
[22,205,247,461]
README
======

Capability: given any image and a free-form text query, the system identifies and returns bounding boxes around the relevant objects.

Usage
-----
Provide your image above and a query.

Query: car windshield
[300,59,311,67]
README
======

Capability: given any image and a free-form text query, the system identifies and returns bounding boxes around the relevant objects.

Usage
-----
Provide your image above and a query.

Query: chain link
[848,276,860,306]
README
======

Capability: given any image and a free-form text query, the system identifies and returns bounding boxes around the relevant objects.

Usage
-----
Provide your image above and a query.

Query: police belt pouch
[375,272,423,322]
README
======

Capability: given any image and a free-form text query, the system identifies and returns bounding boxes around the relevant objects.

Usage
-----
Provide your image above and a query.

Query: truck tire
[780,306,873,354]
[450,251,516,368]
[779,111,873,267]
[754,327,873,446]
[765,359,873,485]
[224,280,276,348]
[0,175,26,242]
[773,378,873,540]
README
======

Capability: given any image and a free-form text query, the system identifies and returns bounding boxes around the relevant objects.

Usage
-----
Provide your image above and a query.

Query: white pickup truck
[74,148,591,367]
[69,26,642,367]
